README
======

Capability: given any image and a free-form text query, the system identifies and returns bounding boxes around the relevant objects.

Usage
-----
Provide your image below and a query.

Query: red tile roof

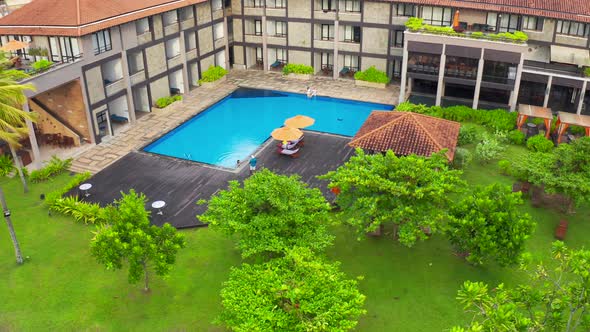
[349,111,460,160]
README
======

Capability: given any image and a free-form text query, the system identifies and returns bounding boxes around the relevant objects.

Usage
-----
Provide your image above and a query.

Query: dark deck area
[73,132,354,228]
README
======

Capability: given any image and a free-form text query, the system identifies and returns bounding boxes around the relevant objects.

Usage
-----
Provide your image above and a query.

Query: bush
[31,59,53,72]
[155,95,182,108]
[498,159,511,175]
[453,148,473,169]
[282,63,313,75]
[198,65,228,84]
[0,154,14,177]
[584,67,590,78]
[353,66,389,84]
[45,172,92,207]
[475,137,504,163]
[570,125,586,135]
[507,129,526,145]
[29,156,72,183]
[458,124,482,146]
[2,69,29,81]
[526,135,554,153]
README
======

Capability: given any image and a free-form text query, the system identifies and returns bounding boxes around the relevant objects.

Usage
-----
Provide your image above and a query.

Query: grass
[0,141,588,330]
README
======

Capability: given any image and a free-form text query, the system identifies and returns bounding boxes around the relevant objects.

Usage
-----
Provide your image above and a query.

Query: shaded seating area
[270,60,286,71]
[554,111,590,144]
[517,104,553,138]
[348,111,461,161]
[339,67,356,78]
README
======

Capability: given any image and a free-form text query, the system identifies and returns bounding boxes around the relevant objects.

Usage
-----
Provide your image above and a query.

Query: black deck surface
[73,132,355,228]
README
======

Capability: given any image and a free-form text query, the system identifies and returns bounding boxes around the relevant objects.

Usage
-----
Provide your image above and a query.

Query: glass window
[343,26,361,43]
[343,54,359,71]
[275,48,286,63]
[212,0,223,10]
[486,13,497,31]
[213,22,224,40]
[274,21,287,37]
[556,20,588,37]
[256,47,263,63]
[254,20,262,36]
[135,18,150,35]
[395,4,414,16]
[91,29,111,55]
[522,16,543,31]
[421,6,452,26]
[321,0,335,11]
[393,30,404,47]
[162,10,178,26]
[321,52,333,69]
[499,14,519,33]
[185,31,197,50]
[180,7,194,21]
[343,0,360,12]
[321,24,334,40]
[274,0,286,8]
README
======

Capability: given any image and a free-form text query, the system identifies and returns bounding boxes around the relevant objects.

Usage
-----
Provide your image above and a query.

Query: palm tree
[0,77,36,193]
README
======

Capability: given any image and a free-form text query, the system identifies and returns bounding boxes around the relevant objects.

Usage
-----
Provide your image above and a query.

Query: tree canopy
[218,247,366,331]
[319,149,465,247]
[446,184,535,266]
[453,241,590,332]
[199,169,333,259]
[91,190,186,291]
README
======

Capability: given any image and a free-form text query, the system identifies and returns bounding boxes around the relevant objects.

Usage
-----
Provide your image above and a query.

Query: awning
[551,45,590,66]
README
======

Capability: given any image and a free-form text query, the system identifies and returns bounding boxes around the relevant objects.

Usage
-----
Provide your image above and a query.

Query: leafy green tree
[199,169,333,259]
[91,190,186,291]
[453,242,590,332]
[446,184,535,266]
[218,247,366,331]
[319,149,465,247]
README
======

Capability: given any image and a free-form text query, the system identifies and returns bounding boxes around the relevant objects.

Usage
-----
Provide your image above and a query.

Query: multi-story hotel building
[0,0,588,165]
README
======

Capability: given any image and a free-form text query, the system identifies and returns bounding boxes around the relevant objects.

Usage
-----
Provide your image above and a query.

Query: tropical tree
[91,190,186,291]
[446,184,535,266]
[0,186,23,264]
[218,247,366,331]
[319,149,465,247]
[453,242,590,332]
[199,169,333,259]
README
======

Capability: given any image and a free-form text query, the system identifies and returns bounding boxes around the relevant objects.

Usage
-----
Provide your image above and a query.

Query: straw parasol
[271,127,303,141]
[452,10,460,30]
[284,115,315,128]
[0,40,29,52]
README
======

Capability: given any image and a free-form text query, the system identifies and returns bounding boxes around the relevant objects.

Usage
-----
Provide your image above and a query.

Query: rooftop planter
[282,63,314,80]
[354,66,389,89]
[405,17,528,44]
[198,65,228,87]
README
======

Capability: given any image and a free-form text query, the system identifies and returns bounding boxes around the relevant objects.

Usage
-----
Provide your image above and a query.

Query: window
[213,22,225,40]
[275,21,287,37]
[321,52,333,69]
[343,54,359,71]
[556,20,588,37]
[91,29,111,55]
[393,30,404,48]
[185,31,197,50]
[421,6,452,26]
[256,47,263,64]
[321,24,334,40]
[522,16,543,31]
[499,14,519,33]
[212,0,223,11]
[128,51,144,74]
[254,20,263,36]
[180,7,194,21]
[275,48,286,63]
[135,18,150,35]
[165,37,180,59]
[343,0,360,13]
[247,0,263,7]
[162,10,178,26]
[321,0,335,11]
[343,26,361,43]
[391,60,401,78]
[274,0,286,8]
[395,4,414,17]
[486,13,498,31]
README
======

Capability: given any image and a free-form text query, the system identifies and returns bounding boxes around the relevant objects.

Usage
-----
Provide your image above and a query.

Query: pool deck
[75,132,355,228]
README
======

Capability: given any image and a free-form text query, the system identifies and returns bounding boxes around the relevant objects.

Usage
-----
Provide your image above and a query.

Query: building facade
[0,0,589,166]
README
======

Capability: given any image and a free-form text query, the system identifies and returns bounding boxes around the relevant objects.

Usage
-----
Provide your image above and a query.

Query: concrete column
[407,77,413,95]
[509,55,524,111]
[262,15,268,71]
[435,44,446,107]
[24,101,41,168]
[119,50,137,123]
[472,49,485,110]
[333,19,339,80]
[577,80,587,115]
[179,30,191,92]
[223,15,231,69]
[543,75,553,108]
[398,37,409,104]
[78,75,96,144]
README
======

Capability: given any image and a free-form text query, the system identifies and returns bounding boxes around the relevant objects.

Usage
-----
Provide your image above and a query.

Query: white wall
[165,37,180,58]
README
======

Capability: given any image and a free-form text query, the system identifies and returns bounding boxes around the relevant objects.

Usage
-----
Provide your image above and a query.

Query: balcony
[244,34,263,44]
[338,10,361,22]
[315,9,336,20]
[167,54,182,69]
[164,23,180,36]
[180,18,195,30]
[105,79,125,97]
[137,31,152,45]
[266,7,286,17]
[186,49,198,61]
[130,70,146,86]
[243,7,263,16]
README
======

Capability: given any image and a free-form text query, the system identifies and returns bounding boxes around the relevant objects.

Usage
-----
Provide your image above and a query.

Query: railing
[408,64,439,76]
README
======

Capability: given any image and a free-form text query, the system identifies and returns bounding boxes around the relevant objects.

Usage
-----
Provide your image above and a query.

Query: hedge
[155,95,182,108]
[353,66,389,84]
[198,65,228,84]
[282,63,314,75]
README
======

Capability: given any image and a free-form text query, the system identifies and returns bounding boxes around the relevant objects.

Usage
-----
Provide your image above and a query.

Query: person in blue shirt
[249,155,257,174]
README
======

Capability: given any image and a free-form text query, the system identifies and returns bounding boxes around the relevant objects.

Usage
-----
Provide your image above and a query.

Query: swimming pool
[144,88,393,168]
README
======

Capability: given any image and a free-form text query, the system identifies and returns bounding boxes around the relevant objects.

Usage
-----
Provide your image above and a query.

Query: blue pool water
[144,88,393,168]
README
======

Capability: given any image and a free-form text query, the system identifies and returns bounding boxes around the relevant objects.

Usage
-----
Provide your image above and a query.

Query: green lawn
[0,144,588,330]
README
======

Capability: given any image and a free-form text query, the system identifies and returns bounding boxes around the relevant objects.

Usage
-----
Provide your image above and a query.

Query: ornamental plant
[29,156,72,183]
[584,67,590,77]
[198,65,228,84]
[507,129,526,145]
[526,134,554,153]
[155,95,182,108]
[475,136,504,162]
[31,59,53,72]
[282,63,313,75]
[353,66,389,84]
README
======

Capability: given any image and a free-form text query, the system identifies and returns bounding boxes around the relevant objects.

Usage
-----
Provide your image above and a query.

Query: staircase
[29,98,84,144]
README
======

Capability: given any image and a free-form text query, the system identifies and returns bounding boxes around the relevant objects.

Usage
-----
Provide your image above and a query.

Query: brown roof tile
[349,111,460,160]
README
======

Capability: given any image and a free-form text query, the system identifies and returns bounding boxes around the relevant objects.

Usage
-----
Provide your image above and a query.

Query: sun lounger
[270,60,281,68]
[340,67,350,75]
[110,114,129,123]
[277,147,300,158]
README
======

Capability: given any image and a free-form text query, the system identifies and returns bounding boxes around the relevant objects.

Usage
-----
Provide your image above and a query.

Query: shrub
[353,66,389,84]
[453,148,473,169]
[475,137,504,163]
[155,95,182,108]
[405,17,424,31]
[0,154,14,177]
[498,159,511,175]
[198,65,228,84]
[526,134,554,153]
[31,59,53,72]
[2,69,29,81]
[471,32,484,39]
[282,63,313,75]
[458,124,482,146]
[29,156,72,183]
[45,172,92,207]
[570,125,586,135]
[584,67,590,78]
[507,129,526,145]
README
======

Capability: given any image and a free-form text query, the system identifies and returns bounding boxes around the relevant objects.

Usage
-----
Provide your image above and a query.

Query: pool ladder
[184,153,192,160]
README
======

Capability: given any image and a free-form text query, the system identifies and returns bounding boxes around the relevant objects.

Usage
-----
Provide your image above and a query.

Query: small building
[349,111,460,161]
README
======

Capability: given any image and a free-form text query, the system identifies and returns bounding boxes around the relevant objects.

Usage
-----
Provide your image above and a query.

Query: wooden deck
[74,132,355,228]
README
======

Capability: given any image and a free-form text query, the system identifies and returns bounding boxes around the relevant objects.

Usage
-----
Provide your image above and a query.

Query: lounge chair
[339,67,350,75]
[277,147,300,158]
[270,60,281,68]
[110,113,129,123]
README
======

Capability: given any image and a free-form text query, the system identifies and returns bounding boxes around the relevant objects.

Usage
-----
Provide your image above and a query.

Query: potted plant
[354,66,389,89]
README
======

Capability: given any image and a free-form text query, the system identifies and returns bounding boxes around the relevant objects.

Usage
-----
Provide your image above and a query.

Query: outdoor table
[79,183,92,197]
[151,200,166,215]
[554,112,590,144]
[517,104,553,138]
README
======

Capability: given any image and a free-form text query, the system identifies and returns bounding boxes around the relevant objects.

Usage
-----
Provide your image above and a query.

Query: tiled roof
[349,111,460,161]
[396,0,590,24]
[0,0,207,36]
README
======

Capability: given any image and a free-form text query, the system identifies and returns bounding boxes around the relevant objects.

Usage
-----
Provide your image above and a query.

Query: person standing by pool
[249,155,257,174]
